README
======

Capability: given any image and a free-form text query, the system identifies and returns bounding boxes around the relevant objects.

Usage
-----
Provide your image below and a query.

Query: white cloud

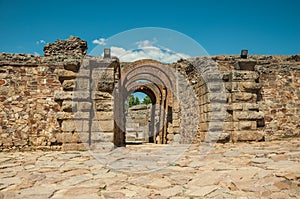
[110,40,190,63]
[93,38,106,46]
[36,40,45,45]
[33,52,40,56]
[136,38,157,48]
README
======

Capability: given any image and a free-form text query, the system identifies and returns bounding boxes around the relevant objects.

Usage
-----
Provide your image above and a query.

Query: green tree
[135,96,140,105]
[142,96,152,105]
[128,94,142,107]
[128,94,135,107]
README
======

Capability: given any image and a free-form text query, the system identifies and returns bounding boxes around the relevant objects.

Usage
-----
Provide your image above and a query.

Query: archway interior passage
[125,90,155,144]
[114,61,178,146]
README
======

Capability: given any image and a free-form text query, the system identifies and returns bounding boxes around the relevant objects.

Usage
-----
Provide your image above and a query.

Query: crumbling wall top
[43,36,87,58]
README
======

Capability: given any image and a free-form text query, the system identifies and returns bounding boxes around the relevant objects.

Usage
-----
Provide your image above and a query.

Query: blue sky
[0,0,299,56]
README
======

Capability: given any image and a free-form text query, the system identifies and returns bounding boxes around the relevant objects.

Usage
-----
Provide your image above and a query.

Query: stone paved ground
[0,139,300,199]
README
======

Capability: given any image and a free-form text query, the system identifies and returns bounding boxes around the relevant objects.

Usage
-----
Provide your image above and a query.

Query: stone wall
[170,55,299,142]
[0,37,118,150]
[0,53,70,150]
[125,104,150,143]
[0,36,299,150]
[256,57,300,140]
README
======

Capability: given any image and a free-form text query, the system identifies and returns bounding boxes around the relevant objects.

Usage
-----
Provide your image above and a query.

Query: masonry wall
[0,36,299,150]
[0,55,64,150]
[256,56,300,140]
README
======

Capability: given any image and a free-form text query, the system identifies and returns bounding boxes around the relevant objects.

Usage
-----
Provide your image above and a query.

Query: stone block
[239,121,256,130]
[77,102,91,111]
[62,100,76,112]
[172,119,180,127]
[236,111,264,120]
[199,123,208,131]
[225,82,232,91]
[93,91,113,100]
[167,133,174,141]
[57,111,86,120]
[224,111,233,122]
[73,132,89,143]
[208,122,223,131]
[62,132,74,143]
[75,78,90,90]
[62,143,86,151]
[55,133,64,143]
[74,112,90,120]
[76,120,90,132]
[204,72,222,81]
[61,120,76,132]
[207,82,224,92]
[223,122,233,131]
[91,132,113,142]
[240,82,262,91]
[243,103,259,111]
[56,69,77,80]
[75,68,90,76]
[62,80,75,91]
[73,91,90,100]
[232,71,259,81]
[64,60,80,72]
[62,120,89,132]
[232,92,257,102]
[95,100,113,111]
[210,93,226,103]
[126,122,139,129]
[235,131,265,141]
[210,112,227,121]
[92,120,114,132]
[234,60,257,71]
[89,142,115,152]
[97,81,114,92]
[54,91,73,101]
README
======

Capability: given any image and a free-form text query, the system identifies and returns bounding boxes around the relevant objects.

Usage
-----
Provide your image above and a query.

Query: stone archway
[114,60,179,146]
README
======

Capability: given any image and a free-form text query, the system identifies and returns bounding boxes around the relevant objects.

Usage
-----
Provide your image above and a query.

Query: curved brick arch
[124,73,168,92]
[124,80,169,144]
[125,81,162,105]
[121,60,177,91]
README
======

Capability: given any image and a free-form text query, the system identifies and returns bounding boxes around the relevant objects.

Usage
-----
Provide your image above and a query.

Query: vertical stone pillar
[231,60,264,141]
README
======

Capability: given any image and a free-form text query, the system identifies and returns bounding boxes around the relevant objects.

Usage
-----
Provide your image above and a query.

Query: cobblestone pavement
[0,139,300,199]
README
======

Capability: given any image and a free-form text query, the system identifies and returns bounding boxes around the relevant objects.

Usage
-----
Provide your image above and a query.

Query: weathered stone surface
[54,91,73,101]
[44,36,87,57]
[92,120,114,132]
[0,36,299,150]
[235,131,265,141]
[77,102,91,111]
[232,92,257,102]
[62,79,75,91]
[234,60,257,70]
[232,71,259,81]
[0,139,300,198]
[61,120,76,132]
[235,111,264,120]
[62,100,76,112]
[240,82,262,91]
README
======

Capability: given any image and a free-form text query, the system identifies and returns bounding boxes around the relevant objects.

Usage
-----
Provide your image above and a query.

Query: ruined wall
[0,54,62,149]
[0,36,118,150]
[256,56,300,140]
[171,55,299,142]
[0,36,299,150]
